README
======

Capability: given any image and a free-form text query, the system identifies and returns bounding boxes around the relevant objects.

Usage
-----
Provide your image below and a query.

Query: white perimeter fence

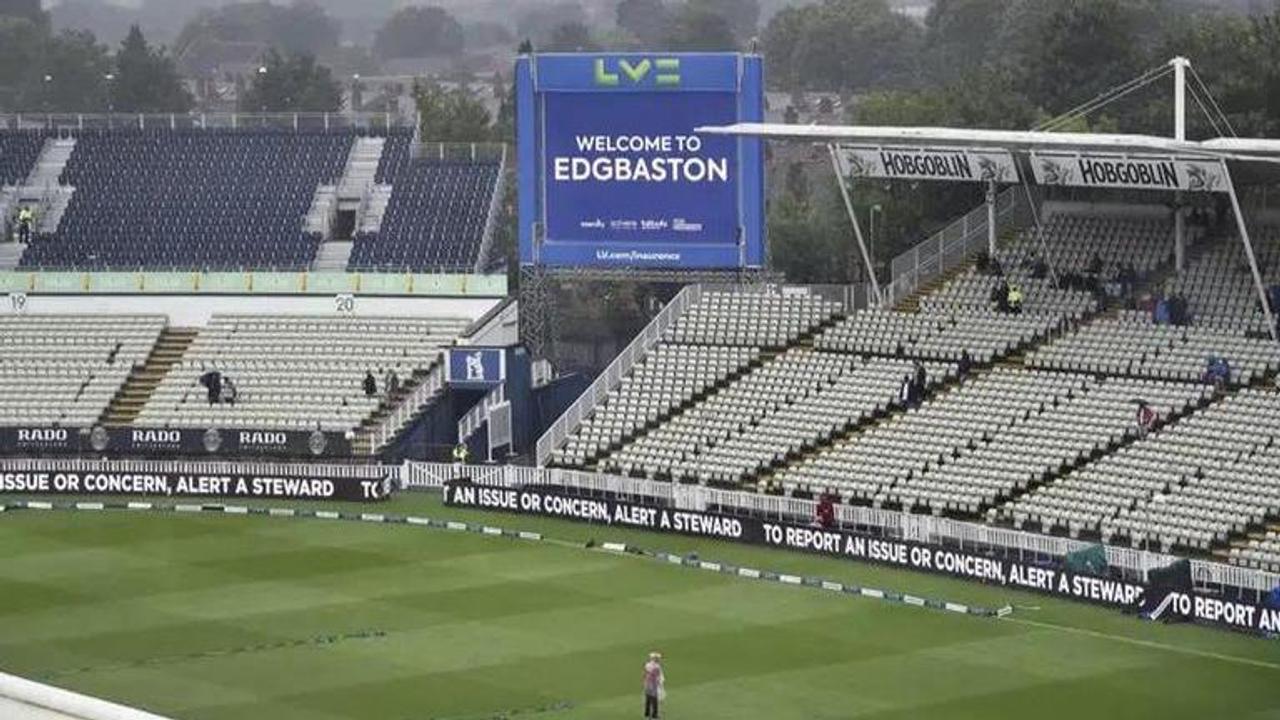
[403,461,1280,599]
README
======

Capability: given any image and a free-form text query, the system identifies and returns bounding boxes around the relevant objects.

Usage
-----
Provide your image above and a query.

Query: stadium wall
[4,295,502,326]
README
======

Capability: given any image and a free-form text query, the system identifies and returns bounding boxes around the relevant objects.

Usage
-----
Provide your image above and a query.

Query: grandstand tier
[2,127,502,273]
[0,313,471,444]
[545,205,1280,569]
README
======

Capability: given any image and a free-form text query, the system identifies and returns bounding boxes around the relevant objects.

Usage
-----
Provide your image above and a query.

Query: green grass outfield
[0,491,1278,720]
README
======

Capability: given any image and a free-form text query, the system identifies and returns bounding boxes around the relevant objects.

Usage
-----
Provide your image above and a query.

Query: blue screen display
[543,92,739,264]
[518,53,764,270]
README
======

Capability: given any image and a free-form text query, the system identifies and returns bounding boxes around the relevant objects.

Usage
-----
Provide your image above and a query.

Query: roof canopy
[696,123,1280,167]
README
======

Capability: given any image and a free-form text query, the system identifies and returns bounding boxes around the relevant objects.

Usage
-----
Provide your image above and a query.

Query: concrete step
[312,240,353,272]
[100,327,198,426]
[0,242,25,271]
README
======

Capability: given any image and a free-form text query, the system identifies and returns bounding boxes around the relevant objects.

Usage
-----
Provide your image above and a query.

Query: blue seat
[19,127,351,271]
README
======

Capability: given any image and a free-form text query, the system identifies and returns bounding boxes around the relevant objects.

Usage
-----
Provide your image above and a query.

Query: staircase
[338,137,384,200]
[353,361,447,456]
[312,240,353,271]
[304,184,337,238]
[895,258,978,313]
[358,184,393,234]
[0,242,24,271]
[26,137,75,188]
[99,327,199,426]
[37,187,73,233]
[17,137,77,234]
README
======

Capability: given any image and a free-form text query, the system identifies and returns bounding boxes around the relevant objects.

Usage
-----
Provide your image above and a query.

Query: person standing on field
[643,651,665,719]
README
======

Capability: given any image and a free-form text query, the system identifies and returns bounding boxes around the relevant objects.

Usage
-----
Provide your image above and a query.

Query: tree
[240,49,341,112]
[517,2,585,46]
[923,0,1006,84]
[50,0,134,46]
[112,25,192,112]
[768,190,854,284]
[0,0,42,22]
[414,79,492,143]
[175,2,340,68]
[664,2,737,51]
[41,30,112,111]
[463,21,514,50]
[616,0,669,47]
[0,13,47,109]
[546,22,599,52]
[762,0,922,92]
[689,0,760,42]
[998,0,1163,116]
[374,6,464,59]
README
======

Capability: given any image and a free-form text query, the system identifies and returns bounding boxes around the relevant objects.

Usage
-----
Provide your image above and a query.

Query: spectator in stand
[221,376,238,406]
[385,370,400,398]
[363,370,377,397]
[1087,252,1103,275]
[991,278,1011,313]
[199,370,222,405]
[1203,356,1231,390]
[913,361,927,394]
[1135,400,1158,437]
[643,652,665,719]
[958,349,973,377]
[898,374,913,408]
[15,206,33,244]
[1006,283,1024,314]
[815,492,836,528]
[1153,296,1170,325]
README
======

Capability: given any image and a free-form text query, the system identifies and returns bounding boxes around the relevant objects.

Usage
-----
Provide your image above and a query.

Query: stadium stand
[1027,312,1278,383]
[1001,212,1175,278]
[133,315,469,432]
[1007,388,1280,551]
[554,344,760,467]
[19,129,351,270]
[3,126,503,272]
[547,205,1280,559]
[0,130,46,185]
[348,128,501,272]
[1232,527,1280,572]
[1165,224,1280,333]
[0,315,164,426]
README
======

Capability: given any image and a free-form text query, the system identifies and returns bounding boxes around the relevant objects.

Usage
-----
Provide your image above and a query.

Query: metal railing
[403,461,1280,596]
[882,187,1025,307]
[416,142,506,164]
[373,358,447,453]
[0,112,414,132]
[534,283,703,465]
[0,457,391,479]
[475,144,508,274]
[458,384,506,443]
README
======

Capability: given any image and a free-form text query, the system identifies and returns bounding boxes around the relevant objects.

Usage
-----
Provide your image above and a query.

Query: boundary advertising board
[0,426,353,459]
[518,53,765,270]
[443,483,1280,635]
[0,468,393,501]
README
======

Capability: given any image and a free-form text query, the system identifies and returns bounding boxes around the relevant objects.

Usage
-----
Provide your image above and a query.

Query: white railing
[373,358,447,453]
[475,144,508,274]
[882,187,1024,307]
[458,383,506,443]
[403,461,1280,596]
[534,283,703,466]
[0,457,392,480]
[1,112,411,132]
